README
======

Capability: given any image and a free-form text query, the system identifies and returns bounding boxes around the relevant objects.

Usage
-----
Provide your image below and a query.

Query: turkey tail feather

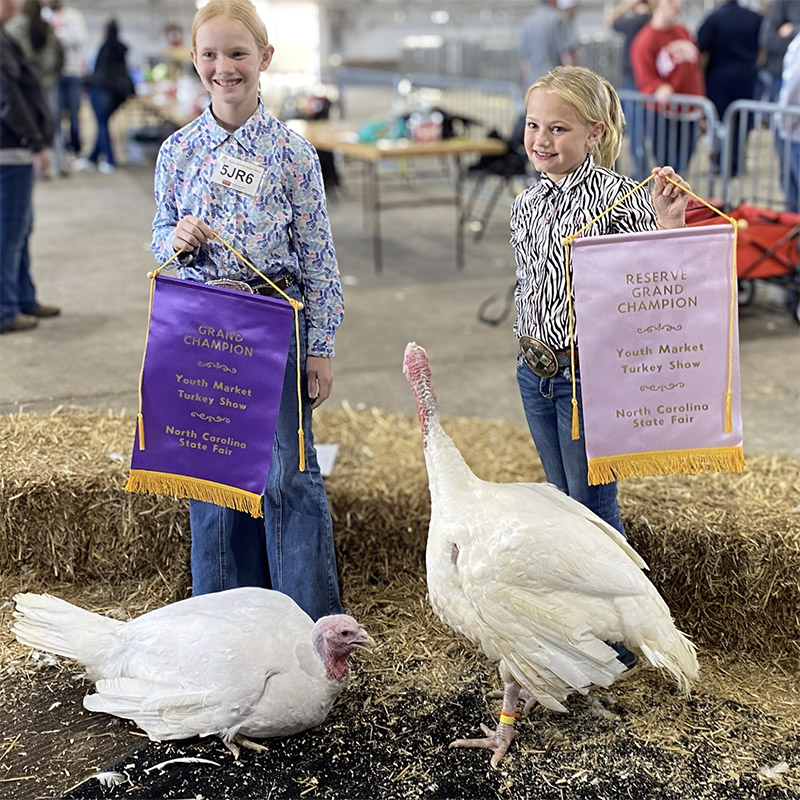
[640,631,698,695]
[12,592,122,668]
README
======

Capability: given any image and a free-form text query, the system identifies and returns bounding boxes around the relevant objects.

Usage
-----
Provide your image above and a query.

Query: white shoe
[73,158,96,172]
[98,162,116,174]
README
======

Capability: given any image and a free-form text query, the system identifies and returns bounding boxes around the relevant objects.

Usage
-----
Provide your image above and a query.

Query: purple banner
[571,225,744,482]
[128,276,294,510]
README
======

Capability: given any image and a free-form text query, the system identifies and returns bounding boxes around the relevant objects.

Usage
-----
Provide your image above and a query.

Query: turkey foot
[221,734,271,759]
[451,680,522,767]
[449,720,517,768]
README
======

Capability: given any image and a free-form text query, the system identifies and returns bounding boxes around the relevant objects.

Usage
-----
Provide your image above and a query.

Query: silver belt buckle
[519,336,559,378]
[206,279,254,293]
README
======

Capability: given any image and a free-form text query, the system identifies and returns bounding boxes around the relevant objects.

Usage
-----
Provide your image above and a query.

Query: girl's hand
[651,166,690,230]
[306,356,333,410]
[173,215,214,252]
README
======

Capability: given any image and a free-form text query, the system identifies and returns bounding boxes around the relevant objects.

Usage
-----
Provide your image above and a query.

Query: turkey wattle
[403,342,698,767]
[12,587,373,757]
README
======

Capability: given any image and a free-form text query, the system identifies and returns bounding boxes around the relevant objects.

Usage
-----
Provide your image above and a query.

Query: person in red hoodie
[630,0,704,175]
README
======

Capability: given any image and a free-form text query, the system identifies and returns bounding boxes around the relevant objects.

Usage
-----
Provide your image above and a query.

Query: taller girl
[511,65,690,536]
[151,0,345,620]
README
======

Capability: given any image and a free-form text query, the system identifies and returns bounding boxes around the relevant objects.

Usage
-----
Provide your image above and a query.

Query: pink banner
[571,225,744,484]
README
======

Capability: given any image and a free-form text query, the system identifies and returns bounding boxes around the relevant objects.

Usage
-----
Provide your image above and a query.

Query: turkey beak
[352,627,375,652]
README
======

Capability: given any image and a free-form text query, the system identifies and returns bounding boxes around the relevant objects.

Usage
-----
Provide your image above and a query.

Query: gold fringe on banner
[587,446,746,485]
[125,469,264,517]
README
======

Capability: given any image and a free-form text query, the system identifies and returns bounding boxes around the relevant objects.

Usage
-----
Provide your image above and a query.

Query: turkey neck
[406,367,475,498]
[423,419,476,503]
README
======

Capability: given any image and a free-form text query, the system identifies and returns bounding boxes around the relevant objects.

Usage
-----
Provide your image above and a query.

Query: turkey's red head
[313,614,374,682]
[403,342,437,444]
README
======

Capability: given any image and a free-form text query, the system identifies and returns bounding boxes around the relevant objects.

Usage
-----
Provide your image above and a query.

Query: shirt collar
[536,154,596,195]
[200,101,272,153]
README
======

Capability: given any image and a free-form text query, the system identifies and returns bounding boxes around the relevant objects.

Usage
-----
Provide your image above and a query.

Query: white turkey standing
[402,342,698,766]
[12,587,373,757]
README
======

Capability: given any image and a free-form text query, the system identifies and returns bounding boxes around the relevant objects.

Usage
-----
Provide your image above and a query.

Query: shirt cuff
[306,326,335,359]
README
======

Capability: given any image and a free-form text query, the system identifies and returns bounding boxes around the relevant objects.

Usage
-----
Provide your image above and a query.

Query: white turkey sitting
[402,342,698,767]
[12,587,373,757]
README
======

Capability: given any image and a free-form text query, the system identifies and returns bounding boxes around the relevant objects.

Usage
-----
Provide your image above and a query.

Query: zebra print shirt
[510,155,657,351]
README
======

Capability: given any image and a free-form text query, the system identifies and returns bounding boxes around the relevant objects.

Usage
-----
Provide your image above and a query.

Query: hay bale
[1,408,798,659]
[0,410,191,587]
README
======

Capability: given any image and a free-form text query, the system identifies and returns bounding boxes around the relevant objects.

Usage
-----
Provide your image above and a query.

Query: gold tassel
[587,446,746,485]
[725,389,733,433]
[137,412,145,450]
[571,398,580,440]
[125,469,264,517]
[298,428,306,472]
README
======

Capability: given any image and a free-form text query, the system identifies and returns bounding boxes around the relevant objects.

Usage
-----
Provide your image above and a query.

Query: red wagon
[686,200,800,323]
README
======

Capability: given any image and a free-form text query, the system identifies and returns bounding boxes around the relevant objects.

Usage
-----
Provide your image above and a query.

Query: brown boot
[0,314,38,333]
[29,305,61,318]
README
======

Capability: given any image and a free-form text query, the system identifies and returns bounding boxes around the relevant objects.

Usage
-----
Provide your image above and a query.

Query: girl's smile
[524,88,604,183]
[191,15,273,131]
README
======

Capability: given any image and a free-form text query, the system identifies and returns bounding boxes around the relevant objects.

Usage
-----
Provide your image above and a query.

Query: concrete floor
[1,157,799,460]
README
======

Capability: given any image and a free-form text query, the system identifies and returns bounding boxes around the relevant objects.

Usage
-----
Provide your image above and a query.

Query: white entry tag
[211,154,264,196]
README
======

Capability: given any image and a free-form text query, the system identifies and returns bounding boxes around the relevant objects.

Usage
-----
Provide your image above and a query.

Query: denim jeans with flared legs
[189,284,344,621]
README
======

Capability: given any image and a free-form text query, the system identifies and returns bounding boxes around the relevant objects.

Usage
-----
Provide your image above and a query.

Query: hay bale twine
[1,408,798,659]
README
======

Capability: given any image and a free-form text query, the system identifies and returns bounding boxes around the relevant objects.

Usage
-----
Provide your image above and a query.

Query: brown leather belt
[207,274,295,297]
[249,274,295,296]
[519,336,577,378]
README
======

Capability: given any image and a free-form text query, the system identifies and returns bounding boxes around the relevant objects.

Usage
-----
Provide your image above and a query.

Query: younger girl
[151,0,344,621]
[511,65,690,536]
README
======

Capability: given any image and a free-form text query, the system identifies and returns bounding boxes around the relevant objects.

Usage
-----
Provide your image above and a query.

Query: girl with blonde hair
[512,64,690,668]
[151,0,345,620]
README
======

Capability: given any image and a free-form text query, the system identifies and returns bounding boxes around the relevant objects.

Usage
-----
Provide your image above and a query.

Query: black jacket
[88,28,134,108]
[0,25,54,153]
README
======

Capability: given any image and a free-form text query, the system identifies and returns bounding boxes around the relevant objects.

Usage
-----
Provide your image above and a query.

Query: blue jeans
[88,88,119,167]
[59,75,84,155]
[0,164,37,325]
[189,285,344,621]
[516,359,624,534]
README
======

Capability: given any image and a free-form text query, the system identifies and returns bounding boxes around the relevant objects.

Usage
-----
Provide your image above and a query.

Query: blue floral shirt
[151,102,343,357]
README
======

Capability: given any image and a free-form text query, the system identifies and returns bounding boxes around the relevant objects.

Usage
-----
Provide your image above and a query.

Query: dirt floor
[1,574,798,800]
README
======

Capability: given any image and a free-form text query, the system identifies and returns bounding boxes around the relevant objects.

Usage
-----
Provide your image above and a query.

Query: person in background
[519,0,581,89]
[0,0,60,334]
[776,33,799,213]
[151,0,345,621]
[42,0,86,160]
[697,0,762,177]
[759,0,800,102]
[6,0,66,177]
[630,0,705,175]
[558,0,580,39]
[74,19,134,174]
[605,0,652,179]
